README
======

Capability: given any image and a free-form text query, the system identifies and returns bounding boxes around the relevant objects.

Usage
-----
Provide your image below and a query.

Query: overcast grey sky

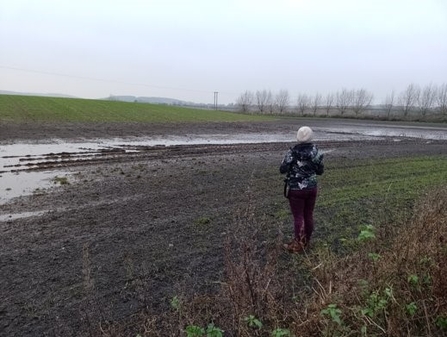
[1,0,446,104]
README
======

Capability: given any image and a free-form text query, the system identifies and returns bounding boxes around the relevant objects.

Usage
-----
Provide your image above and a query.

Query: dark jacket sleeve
[315,160,324,175]
[313,151,324,175]
[279,149,294,174]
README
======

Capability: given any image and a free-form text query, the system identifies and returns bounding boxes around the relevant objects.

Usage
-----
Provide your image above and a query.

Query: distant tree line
[235,83,447,120]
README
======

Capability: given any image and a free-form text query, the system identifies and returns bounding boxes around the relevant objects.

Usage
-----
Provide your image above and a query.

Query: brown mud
[1,119,446,336]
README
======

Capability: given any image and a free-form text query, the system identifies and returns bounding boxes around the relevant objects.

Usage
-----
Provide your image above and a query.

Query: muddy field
[1,119,446,336]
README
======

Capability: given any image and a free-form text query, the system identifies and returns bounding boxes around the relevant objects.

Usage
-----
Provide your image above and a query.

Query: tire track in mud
[2,143,287,173]
[2,139,399,173]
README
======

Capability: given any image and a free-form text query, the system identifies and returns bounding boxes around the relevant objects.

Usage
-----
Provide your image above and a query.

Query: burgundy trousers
[287,188,318,244]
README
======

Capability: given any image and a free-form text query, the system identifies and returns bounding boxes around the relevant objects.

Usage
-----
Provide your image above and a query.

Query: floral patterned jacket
[280,142,324,190]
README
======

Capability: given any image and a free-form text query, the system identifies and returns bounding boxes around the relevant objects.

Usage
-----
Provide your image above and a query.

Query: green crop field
[0,95,272,123]
[314,155,447,245]
[262,154,447,252]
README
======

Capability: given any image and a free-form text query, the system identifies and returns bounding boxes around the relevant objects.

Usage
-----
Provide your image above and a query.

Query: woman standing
[280,126,324,253]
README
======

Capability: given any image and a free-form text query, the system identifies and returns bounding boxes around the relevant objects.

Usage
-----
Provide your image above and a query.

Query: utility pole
[213,91,218,110]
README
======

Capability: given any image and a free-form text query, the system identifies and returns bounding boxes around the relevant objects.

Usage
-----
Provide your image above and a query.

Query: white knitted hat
[297,126,313,143]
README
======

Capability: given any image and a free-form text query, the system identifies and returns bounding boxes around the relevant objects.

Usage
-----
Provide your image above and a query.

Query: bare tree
[236,90,254,113]
[352,89,373,116]
[324,93,334,116]
[265,90,274,114]
[311,93,322,116]
[437,83,447,115]
[418,83,437,116]
[255,90,269,113]
[398,83,420,116]
[384,90,395,119]
[296,93,309,115]
[335,88,354,115]
[275,90,290,114]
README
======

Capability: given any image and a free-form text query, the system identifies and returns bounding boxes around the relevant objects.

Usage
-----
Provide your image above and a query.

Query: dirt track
[1,119,446,336]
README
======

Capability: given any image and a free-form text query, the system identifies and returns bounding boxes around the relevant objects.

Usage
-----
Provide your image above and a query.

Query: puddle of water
[1,125,445,205]
[0,210,47,222]
[319,125,447,140]
[0,170,68,204]
[0,132,378,173]
[0,132,368,205]
[0,142,105,170]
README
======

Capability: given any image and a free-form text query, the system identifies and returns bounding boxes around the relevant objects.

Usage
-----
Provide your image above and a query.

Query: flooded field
[1,121,446,206]
[1,118,446,337]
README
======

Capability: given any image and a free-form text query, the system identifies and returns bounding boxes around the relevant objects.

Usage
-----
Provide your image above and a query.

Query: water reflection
[0,124,446,206]
[0,210,46,222]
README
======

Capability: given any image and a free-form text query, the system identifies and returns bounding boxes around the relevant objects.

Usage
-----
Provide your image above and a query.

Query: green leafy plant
[185,325,205,337]
[419,256,433,266]
[436,316,447,329]
[368,252,381,262]
[271,328,291,337]
[361,287,393,318]
[185,323,224,337]
[357,225,376,242]
[53,176,70,185]
[422,274,432,285]
[406,302,418,316]
[170,295,181,311]
[194,216,212,227]
[407,274,419,286]
[206,323,224,337]
[244,314,263,329]
[321,303,343,325]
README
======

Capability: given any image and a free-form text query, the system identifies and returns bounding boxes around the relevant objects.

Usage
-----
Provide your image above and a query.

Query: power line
[0,64,214,94]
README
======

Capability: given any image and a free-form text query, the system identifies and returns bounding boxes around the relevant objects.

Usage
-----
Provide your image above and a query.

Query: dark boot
[284,239,304,253]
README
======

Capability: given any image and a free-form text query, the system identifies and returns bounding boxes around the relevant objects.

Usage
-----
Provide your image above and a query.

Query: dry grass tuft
[298,187,447,336]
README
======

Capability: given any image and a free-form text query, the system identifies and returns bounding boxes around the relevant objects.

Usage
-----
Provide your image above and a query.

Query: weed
[205,323,224,337]
[321,303,343,325]
[53,176,69,185]
[361,287,392,319]
[184,323,223,337]
[357,225,376,242]
[436,316,447,329]
[170,295,181,311]
[407,274,419,287]
[367,252,381,262]
[271,328,291,337]
[272,328,290,337]
[185,325,205,337]
[406,302,418,316]
[194,216,212,227]
[243,314,263,329]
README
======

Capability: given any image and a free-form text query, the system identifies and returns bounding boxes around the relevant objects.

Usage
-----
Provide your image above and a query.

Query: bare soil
[1,119,446,337]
